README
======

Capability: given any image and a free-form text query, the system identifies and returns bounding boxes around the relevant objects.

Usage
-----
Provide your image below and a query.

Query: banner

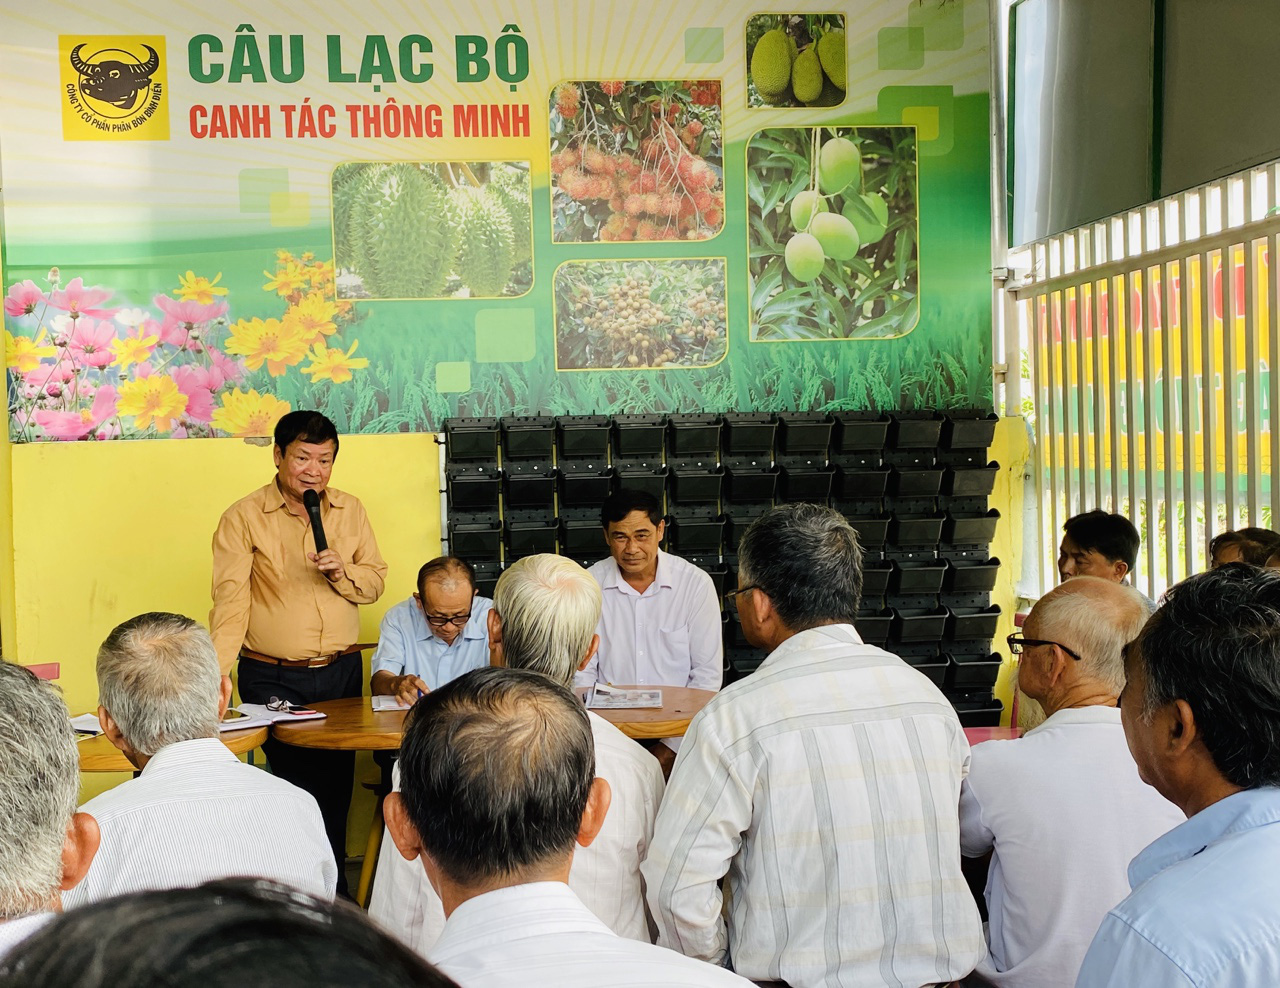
[1,0,992,442]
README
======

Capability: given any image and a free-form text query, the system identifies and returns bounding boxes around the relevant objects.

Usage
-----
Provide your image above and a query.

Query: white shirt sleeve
[685,572,724,691]
[958,775,995,858]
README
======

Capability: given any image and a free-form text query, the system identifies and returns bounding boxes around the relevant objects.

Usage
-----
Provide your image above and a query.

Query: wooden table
[78,725,269,773]
[271,687,717,750]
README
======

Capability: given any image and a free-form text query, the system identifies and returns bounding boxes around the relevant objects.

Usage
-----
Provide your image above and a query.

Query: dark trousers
[238,652,363,897]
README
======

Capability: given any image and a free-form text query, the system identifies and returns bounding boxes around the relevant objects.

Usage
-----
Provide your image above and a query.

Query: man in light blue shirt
[370,557,493,705]
[1077,563,1280,987]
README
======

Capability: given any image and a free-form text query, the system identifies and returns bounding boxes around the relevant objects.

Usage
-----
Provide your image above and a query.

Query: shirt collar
[434,882,612,960]
[1128,786,1280,888]
[257,481,347,514]
[599,550,675,595]
[1024,704,1121,737]
[0,911,54,955]
[758,622,865,670]
[138,736,238,776]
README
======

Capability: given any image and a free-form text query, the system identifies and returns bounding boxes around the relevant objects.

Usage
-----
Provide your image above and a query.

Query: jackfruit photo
[745,13,845,108]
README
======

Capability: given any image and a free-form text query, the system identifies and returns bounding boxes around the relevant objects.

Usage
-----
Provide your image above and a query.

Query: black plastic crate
[503,465,557,511]
[559,518,603,557]
[891,561,947,594]
[847,514,891,548]
[501,416,555,460]
[891,513,945,546]
[613,465,669,503]
[447,520,502,560]
[855,609,893,645]
[948,605,1002,641]
[703,564,729,598]
[903,652,947,686]
[726,646,768,682]
[833,412,891,452]
[446,466,501,512]
[669,413,723,457]
[951,693,1004,727]
[943,558,1000,593]
[444,417,499,463]
[559,462,614,508]
[944,463,999,497]
[777,413,834,456]
[889,414,943,449]
[505,518,558,557]
[670,461,725,504]
[613,414,666,459]
[723,412,777,456]
[556,415,611,460]
[890,467,944,497]
[862,561,893,597]
[836,466,890,499]
[943,412,999,450]
[472,561,502,599]
[942,510,1000,545]
[724,460,779,503]
[946,652,1003,690]
[779,462,835,502]
[667,513,726,554]
[891,607,948,643]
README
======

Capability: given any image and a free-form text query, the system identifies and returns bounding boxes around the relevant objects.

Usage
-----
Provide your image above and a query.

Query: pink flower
[208,347,247,384]
[173,364,216,423]
[153,294,228,327]
[33,385,117,441]
[66,317,115,368]
[22,359,75,386]
[4,280,46,319]
[48,278,115,319]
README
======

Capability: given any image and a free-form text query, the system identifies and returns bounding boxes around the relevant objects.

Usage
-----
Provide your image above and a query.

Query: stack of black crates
[441,410,1003,727]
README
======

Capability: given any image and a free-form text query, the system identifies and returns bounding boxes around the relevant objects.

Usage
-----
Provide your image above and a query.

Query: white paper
[231,703,326,723]
[70,713,102,735]
[372,694,412,712]
[587,685,663,709]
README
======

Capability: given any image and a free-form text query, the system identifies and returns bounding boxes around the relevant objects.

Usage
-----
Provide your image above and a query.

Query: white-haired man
[0,662,99,958]
[961,577,1184,987]
[372,553,664,955]
[64,613,336,906]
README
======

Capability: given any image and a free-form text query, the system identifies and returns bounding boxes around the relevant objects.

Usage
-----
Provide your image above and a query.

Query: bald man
[960,577,1184,988]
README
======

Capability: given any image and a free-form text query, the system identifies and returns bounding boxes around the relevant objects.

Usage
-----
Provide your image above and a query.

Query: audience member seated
[1207,527,1280,568]
[0,663,99,959]
[371,555,664,953]
[370,556,493,706]
[64,612,336,906]
[0,878,458,988]
[643,504,984,988]
[960,577,1184,987]
[1058,510,1153,604]
[578,489,723,772]
[1077,564,1280,986]
[383,667,751,987]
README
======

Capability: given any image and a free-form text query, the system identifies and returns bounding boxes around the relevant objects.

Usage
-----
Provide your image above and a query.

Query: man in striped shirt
[643,504,984,988]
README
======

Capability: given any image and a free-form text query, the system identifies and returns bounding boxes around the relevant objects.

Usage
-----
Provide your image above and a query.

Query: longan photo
[549,80,724,243]
[746,13,846,108]
[747,126,918,341]
[554,259,727,370]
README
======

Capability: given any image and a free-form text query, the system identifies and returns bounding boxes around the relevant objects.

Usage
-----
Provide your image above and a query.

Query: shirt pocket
[658,625,691,657]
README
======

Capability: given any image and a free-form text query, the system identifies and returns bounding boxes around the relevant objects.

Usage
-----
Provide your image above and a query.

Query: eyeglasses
[723,585,760,608]
[266,696,307,712]
[1006,633,1083,661]
[425,611,472,629]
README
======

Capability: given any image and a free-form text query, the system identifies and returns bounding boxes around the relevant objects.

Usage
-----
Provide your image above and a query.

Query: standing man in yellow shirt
[210,411,387,895]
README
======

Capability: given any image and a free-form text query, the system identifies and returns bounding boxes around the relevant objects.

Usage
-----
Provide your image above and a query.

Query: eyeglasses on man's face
[1006,632,1083,661]
[723,585,760,608]
[425,612,472,629]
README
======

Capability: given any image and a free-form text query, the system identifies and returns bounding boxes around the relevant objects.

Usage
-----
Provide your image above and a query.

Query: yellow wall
[989,416,1032,720]
[5,433,440,843]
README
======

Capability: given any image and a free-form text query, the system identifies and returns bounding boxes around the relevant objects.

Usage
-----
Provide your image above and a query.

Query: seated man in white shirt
[383,666,751,988]
[960,576,1184,988]
[579,489,723,771]
[371,554,664,955]
[64,612,336,906]
[370,556,494,706]
[643,503,984,988]
[0,662,99,960]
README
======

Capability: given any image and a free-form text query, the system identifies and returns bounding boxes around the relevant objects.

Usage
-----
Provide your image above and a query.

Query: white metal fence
[1007,162,1280,600]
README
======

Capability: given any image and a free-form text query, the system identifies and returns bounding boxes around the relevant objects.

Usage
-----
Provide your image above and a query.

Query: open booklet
[70,709,283,735]
[230,703,326,724]
[584,684,663,709]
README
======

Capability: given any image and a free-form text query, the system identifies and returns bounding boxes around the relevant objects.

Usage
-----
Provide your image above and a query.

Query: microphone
[302,489,328,552]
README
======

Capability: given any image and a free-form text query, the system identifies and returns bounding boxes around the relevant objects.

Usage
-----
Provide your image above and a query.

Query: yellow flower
[263,262,309,297]
[275,249,294,262]
[307,259,335,288]
[300,251,315,262]
[223,317,309,376]
[174,270,228,305]
[301,339,369,384]
[109,331,159,369]
[115,374,187,432]
[4,329,56,374]
[211,388,291,438]
[283,291,339,345]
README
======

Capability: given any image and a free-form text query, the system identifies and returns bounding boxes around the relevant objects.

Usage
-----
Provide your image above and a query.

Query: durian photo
[747,126,918,341]
[331,160,533,300]
[554,258,728,371]
[746,13,845,108]
[549,80,724,243]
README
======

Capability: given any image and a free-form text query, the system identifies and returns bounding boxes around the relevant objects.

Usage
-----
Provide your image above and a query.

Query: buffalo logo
[69,43,159,111]
[59,35,170,141]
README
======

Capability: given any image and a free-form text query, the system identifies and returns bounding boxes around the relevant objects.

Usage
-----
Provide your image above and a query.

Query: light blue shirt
[1076,786,1280,987]
[370,595,493,688]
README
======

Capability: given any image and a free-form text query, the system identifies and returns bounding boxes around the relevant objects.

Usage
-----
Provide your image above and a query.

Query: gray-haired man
[643,503,984,988]
[0,662,99,958]
[64,612,336,906]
